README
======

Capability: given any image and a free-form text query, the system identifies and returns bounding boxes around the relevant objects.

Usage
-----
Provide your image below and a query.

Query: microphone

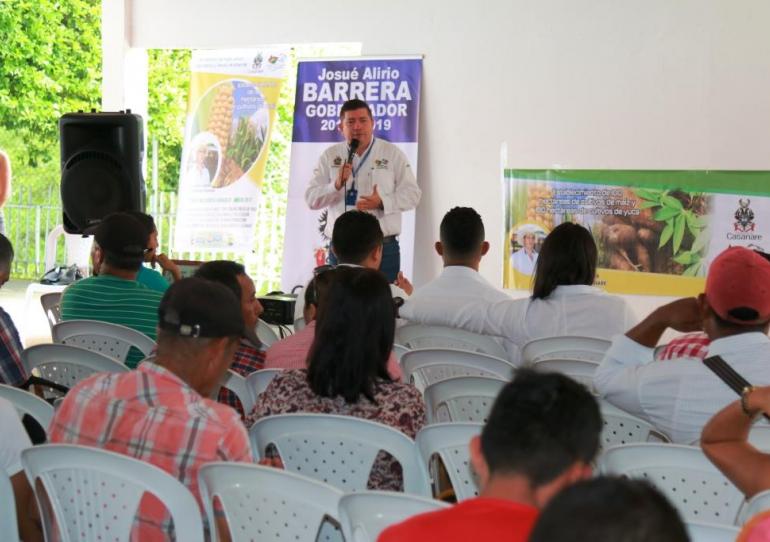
[346,138,360,164]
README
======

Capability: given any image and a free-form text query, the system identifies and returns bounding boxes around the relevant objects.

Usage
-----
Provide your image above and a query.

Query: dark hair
[339,99,372,120]
[439,207,485,260]
[0,234,14,267]
[307,266,394,403]
[529,477,688,542]
[304,267,337,308]
[331,211,383,264]
[480,369,601,486]
[126,211,157,237]
[194,260,246,300]
[532,223,597,300]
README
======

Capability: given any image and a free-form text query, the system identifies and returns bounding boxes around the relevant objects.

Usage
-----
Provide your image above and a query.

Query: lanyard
[352,138,375,180]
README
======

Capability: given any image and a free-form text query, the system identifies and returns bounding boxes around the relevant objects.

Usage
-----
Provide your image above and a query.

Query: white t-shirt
[0,397,31,475]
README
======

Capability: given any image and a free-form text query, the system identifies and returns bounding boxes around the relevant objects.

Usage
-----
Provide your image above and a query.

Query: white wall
[120,0,770,318]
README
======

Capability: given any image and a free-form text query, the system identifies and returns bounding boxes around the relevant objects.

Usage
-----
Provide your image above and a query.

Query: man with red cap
[594,246,770,444]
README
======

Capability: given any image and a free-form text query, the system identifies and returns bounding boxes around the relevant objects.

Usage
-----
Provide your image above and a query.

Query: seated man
[0,234,26,386]
[294,210,411,321]
[49,278,252,541]
[528,477,688,542]
[194,260,265,416]
[265,268,401,379]
[399,206,516,360]
[595,246,770,444]
[60,212,164,368]
[378,370,601,542]
[127,211,182,293]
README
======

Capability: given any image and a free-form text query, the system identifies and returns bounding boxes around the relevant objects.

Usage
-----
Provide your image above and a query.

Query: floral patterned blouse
[246,368,426,491]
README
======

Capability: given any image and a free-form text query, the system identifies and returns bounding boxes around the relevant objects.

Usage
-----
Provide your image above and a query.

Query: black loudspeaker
[59,111,146,234]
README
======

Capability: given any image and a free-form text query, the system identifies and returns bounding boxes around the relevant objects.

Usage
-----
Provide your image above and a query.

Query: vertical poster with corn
[503,169,770,295]
[174,49,289,252]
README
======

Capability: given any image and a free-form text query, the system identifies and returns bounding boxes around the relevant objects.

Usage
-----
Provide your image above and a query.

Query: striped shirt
[0,307,25,386]
[49,360,252,541]
[60,275,163,368]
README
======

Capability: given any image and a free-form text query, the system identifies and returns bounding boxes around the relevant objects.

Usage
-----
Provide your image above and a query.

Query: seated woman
[402,222,637,353]
[247,266,425,490]
[265,267,402,379]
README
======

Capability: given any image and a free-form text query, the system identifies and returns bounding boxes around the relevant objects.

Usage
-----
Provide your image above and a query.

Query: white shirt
[400,266,519,362]
[305,138,421,238]
[401,284,637,347]
[594,332,770,444]
[510,249,538,276]
[0,397,31,475]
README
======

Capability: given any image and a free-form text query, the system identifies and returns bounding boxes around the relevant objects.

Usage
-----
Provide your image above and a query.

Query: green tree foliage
[0,0,102,167]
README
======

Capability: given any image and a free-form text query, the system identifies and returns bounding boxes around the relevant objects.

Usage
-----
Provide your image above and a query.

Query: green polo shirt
[60,275,163,368]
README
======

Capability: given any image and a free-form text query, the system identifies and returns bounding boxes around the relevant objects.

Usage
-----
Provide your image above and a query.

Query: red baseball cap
[705,246,770,325]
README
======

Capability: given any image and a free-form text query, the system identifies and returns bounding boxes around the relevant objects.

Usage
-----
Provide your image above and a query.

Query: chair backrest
[0,384,54,430]
[220,370,255,414]
[256,319,280,347]
[338,491,449,542]
[423,376,505,424]
[245,368,282,400]
[0,469,20,542]
[249,413,431,495]
[21,343,129,398]
[22,444,204,542]
[598,443,744,525]
[685,521,740,542]
[392,343,410,363]
[199,462,343,542]
[396,324,507,359]
[521,335,611,365]
[739,488,770,525]
[401,348,515,392]
[530,357,599,389]
[599,399,668,451]
[415,423,483,501]
[40,292,62,330]
[52,319,156,363]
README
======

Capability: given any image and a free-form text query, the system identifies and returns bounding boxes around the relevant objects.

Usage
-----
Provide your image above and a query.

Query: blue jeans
[327,237,400,282]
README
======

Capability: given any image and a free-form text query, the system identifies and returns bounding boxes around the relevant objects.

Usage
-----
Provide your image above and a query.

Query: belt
[383,235,398,243]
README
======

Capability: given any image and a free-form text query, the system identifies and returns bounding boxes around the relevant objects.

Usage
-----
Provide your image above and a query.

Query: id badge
[345,187,358,207]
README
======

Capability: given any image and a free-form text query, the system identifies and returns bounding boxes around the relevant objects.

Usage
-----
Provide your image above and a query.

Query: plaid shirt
[0,307,25,386]
[217,339,265,419]
[49,359,252,541]
[657,332,711,361]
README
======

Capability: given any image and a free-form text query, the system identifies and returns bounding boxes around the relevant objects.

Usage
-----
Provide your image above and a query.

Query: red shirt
[377,498,539,542]
[49,360,251,541]
[217,338,266,418]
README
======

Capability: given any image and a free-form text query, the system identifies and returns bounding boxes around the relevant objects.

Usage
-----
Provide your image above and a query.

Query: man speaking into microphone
[305,99,421,282]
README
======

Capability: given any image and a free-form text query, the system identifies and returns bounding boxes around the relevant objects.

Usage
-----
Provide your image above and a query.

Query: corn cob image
[207,83,234,156]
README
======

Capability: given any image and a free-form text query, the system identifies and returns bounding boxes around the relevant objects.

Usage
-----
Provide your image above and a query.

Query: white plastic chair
[220,370,255,414]
[294,316,306,331]
[22,444,204,542]
[415,423,483,501]
[423,376,505,424]
[521,335,611,365]
[245,368,282,400]
[249,413,431,495]
[0,384,54,430]
[401,348,515,392]
[0,469,20,542]
[599,399,669,451]
[530,358,599,389]
[686,521,741,542]
[52,319,156,363]
[598,443,744,525]
[338,491,449,542]
[256,319,280,347]
[199,462,343,542]
[739,488,770,525]
[21,343,129,398]
[392,343,410,362]
[40,292,62,330]
[396,324,507,359]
